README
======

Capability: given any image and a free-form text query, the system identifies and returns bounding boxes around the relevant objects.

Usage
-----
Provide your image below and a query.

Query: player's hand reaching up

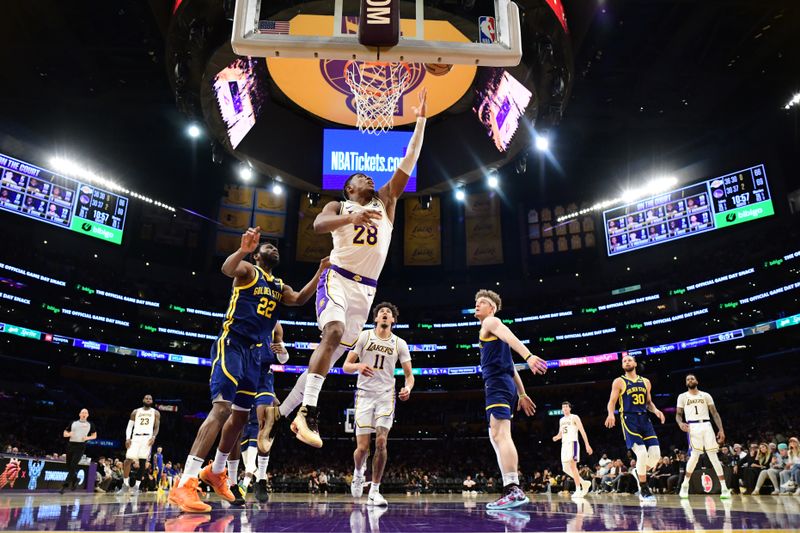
[240,226,261,253]
[355,363,375,377]
[349,209,382,227]
[604,414,616,429]
[526,355,548,375]
[517,394,536,416]
[413,87,428,118]
[398,387,411,401]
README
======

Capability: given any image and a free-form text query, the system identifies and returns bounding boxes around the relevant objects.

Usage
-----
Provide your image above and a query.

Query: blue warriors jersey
[479,335,515,380]
[220,265,284,344]
[619,375,648,414]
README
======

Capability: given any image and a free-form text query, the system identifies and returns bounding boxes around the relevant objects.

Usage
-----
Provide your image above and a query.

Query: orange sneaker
[168,478,212,513]
[199,465,235,502]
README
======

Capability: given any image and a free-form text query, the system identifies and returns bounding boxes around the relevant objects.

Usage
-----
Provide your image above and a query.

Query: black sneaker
[254,479,269,503]
[231,484,246,506]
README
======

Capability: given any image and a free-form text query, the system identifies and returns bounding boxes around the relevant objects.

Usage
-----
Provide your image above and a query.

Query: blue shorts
[240,415,259,452]
[484,375,516,422]
[255,347,277,407]
[209,334,262,409]
[621,412,659,449]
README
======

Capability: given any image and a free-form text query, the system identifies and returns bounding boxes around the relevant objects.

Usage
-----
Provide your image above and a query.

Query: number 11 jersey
[352,329,411,393]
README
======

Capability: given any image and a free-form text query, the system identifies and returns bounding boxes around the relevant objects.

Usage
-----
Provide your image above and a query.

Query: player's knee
[375,436,388,452]
[356,441,370,454]
[210,402,232,421]
[647,446,661,469]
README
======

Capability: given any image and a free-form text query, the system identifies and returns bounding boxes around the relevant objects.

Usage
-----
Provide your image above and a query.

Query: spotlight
[187,124,202,139]
[535,134,549,152]
[272,181,284,195]
[487,175,499,189]
[455,187,466,201]
[308,192,320,207]
[238,165,253,181]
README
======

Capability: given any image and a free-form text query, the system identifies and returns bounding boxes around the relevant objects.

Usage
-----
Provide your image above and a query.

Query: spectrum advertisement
[322,129,417,192]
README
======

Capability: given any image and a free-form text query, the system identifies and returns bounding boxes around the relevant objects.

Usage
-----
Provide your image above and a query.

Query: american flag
[257,20,290,34]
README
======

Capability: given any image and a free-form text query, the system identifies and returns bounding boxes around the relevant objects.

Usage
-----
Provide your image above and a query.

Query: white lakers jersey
[330,197,393,280]
[559,414,579,443]
[352,329,411,393]
[677,390,714,422]
[133,407,156,436]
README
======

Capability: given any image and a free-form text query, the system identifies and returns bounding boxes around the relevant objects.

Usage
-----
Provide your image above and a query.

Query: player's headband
[477,297,497,312]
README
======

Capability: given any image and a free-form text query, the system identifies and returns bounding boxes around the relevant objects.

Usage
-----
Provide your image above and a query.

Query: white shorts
[316,268,376,348]
[354,389,395,436]
[688,422,718,452]
[561,441,580,464]
[126,435,152,460]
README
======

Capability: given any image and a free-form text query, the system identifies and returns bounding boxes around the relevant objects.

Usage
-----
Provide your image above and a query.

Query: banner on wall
[0,456,95,492]
[404,197,441,266]
[216,186,287,255]
[465,192,503,266]
[296,196,335,262]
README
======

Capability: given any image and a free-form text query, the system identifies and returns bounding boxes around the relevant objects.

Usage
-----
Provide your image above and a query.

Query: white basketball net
[345,61,411,135]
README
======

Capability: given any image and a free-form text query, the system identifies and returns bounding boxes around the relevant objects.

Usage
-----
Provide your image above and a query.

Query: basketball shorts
[354,388,395,435]
[484,374,516,422]
[255,351,277,407]
[687,421,718,452]
[315,267,376,349]
[209,333,262,410]
[126,435,152,461]
[561,441,580,464]
[621,412,659,449]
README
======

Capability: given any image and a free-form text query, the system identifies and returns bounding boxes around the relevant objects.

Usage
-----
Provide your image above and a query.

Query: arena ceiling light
[238,164,253,181]
[272,181,284,195]
[557,175,678,223]
[455,186,466,202]
[534,133,550,152]
[785,92,800,110]
[49,157,176,212]
[487,170,499,189]
[186,123,202,139]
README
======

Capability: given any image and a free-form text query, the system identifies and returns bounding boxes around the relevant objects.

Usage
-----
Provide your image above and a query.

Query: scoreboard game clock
[0,153,128,245]
[603,164,774,256]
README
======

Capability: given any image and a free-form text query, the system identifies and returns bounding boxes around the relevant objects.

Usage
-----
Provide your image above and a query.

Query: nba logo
[701,473,713,493]
[479,16,496,43]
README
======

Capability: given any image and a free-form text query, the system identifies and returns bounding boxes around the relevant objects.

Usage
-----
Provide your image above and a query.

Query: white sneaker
[351,476,365,498]
[580,480,591,495]
[720,488,732,499]
[679,485,689,499]
[571,489,585,500]
[367,492,388,507]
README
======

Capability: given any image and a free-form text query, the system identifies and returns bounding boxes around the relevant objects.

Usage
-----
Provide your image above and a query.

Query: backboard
[231,0,522,67]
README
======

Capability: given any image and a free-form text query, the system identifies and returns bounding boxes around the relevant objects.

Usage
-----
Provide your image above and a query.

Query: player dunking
[279,89,427,448]
[120,394,160,493]
[474,290,548,510]
[552,401,593,499]
[168,228,326,513]
[605,354,665,503]
[676,373,731,499]
[342,302,414,507]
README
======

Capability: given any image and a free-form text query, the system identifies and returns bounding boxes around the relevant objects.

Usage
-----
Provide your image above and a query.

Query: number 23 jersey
[352,330,411,393]
[330,197,393,279]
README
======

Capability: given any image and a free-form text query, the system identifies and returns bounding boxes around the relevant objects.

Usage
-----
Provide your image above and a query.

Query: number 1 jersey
[352,329,411,393]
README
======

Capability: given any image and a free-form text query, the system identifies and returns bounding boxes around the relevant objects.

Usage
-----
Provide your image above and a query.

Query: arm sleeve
[126,420,134,439]
[397,338,411,364]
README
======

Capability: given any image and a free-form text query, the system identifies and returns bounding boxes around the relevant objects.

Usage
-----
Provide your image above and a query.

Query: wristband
[523,353,532,361]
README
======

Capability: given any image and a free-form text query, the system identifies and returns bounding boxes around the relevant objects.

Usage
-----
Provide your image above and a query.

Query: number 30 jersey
[352,330,411,393]
[619,374,648,415]
[220,265,283,344]
[330,197,393,280]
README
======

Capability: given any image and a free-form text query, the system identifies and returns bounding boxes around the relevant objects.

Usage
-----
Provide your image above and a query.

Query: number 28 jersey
[352,330,411,393]
[330,197,393,279]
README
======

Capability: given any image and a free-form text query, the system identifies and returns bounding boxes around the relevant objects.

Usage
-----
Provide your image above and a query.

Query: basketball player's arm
[148,411,160,446]
[221,227,259,284]
[676,407,689,432]
[576,416,593,455]
[281,256,331,306]
[342,334,374,376]
[125,410,136,448]
[605,378,623,428]
[512,368,536,416]
[643,378,665,423]
[482,316,548,374]
[709,403,725,444]
[270,322,290,364]
[312,201,381,233]
[399,360,414,401]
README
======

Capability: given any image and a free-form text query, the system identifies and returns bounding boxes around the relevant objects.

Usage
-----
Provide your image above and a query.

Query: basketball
[424,63,453,76]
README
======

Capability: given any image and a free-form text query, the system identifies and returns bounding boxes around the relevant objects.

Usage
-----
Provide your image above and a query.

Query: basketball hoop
[345,61,412,135]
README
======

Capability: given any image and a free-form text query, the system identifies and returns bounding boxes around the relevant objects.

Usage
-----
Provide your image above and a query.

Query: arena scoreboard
[0,153,128,244]
[603,164,773,256]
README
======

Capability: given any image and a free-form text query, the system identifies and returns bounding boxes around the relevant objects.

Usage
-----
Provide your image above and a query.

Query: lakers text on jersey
[126,408,156,460]
[559,415,580,463]
[677,390,718,452]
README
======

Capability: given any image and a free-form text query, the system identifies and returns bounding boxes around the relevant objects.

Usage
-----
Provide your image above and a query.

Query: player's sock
[178,455,204,487]
[256,455,270,481]
[502,472,520,488]
[242,475,253,490]
[211,449,230,475]
[227,460,240,484]
[369,483,381,496]
[279,372,308,417]
[124,476,130,487]
[303,373,326,408]
[134,480,141,489]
